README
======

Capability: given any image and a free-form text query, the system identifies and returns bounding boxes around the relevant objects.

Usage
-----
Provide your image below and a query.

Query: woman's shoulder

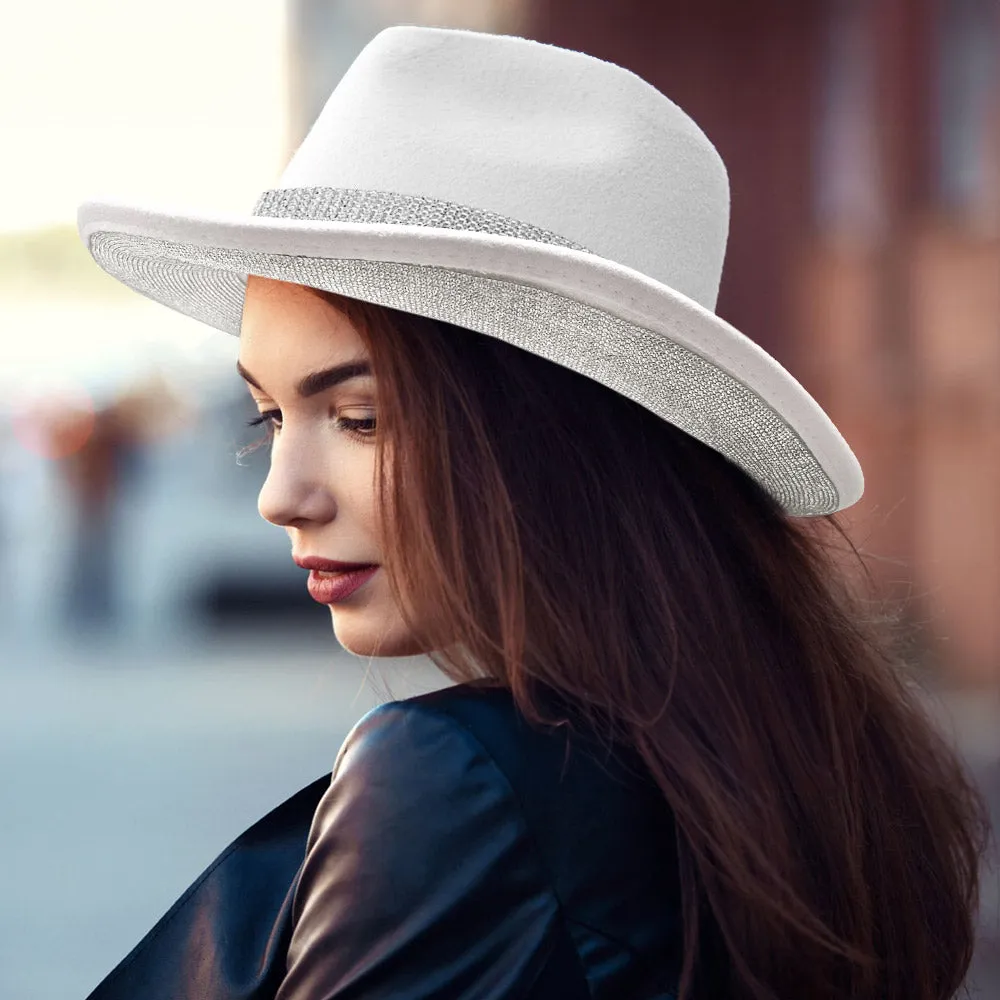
[338,679,667,822]
[327,680,684,991]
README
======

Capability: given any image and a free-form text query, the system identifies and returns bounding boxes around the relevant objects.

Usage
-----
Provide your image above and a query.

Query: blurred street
[1,627,998,999]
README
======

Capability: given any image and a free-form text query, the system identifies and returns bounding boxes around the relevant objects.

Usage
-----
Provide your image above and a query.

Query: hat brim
[77,200,863,516]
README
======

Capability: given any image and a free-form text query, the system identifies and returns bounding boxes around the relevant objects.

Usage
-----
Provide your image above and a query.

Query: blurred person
[76,27,991,1000]
[50,393,156,632]
[54,404,130,629]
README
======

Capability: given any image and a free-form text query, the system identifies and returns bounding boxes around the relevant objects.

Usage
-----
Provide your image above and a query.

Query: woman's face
[238,275,424,658]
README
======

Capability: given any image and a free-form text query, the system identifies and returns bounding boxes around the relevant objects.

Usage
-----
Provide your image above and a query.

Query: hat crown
[277,26,730,312]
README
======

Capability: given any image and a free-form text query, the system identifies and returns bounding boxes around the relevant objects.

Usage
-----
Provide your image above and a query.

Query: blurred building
[526,0,1000,687]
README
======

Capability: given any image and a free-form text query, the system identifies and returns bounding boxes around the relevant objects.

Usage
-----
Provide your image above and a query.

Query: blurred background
[1,0,998,996]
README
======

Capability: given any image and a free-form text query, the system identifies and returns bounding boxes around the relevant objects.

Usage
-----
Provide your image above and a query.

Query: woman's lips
[306,566,379,604]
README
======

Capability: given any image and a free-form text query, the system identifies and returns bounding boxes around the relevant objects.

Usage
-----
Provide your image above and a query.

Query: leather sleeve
[273,701,563,1000]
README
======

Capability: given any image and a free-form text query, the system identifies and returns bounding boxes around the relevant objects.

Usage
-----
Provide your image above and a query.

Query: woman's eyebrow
[236,358,373,398]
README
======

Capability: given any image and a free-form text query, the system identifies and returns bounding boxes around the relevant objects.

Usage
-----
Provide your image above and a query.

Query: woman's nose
[257,447,337,528]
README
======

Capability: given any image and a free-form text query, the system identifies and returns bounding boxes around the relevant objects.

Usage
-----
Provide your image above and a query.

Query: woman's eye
[243,410,376,439]
[245,409,281,429]
[338,415,377,438]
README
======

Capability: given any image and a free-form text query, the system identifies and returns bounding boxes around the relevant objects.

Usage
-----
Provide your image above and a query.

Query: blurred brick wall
[529,0,1000,687]
[908,226,1000,684]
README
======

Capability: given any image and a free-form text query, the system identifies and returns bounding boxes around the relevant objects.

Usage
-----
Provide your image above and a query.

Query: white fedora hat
[78,24,862,517]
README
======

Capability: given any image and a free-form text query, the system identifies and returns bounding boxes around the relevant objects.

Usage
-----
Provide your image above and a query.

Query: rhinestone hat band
[253,187,594,254]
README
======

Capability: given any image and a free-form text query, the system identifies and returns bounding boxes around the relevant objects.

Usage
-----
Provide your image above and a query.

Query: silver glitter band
[253,187,593,253]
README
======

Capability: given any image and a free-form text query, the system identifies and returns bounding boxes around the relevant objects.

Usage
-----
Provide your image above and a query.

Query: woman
[79,25,990,1000]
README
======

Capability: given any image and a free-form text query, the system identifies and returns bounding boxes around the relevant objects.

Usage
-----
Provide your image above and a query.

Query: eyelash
[244,410,377,443]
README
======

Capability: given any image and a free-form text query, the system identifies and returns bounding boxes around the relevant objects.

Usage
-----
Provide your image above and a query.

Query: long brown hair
[299,288,990,999]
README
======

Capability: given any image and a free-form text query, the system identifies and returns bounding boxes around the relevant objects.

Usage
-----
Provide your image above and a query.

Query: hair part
[315,288,990,1000]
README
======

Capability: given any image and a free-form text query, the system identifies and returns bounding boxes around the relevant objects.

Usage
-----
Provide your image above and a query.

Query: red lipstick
[293,556,379,605]
[306,566,379,604]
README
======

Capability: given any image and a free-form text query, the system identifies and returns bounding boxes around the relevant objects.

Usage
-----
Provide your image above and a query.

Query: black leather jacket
[85,681,716,999]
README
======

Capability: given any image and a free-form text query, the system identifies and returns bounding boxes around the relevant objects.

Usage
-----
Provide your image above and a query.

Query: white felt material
[279,27,729,311]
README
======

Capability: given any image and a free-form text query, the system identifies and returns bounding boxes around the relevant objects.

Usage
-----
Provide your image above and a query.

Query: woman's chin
[330,611,426,659]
